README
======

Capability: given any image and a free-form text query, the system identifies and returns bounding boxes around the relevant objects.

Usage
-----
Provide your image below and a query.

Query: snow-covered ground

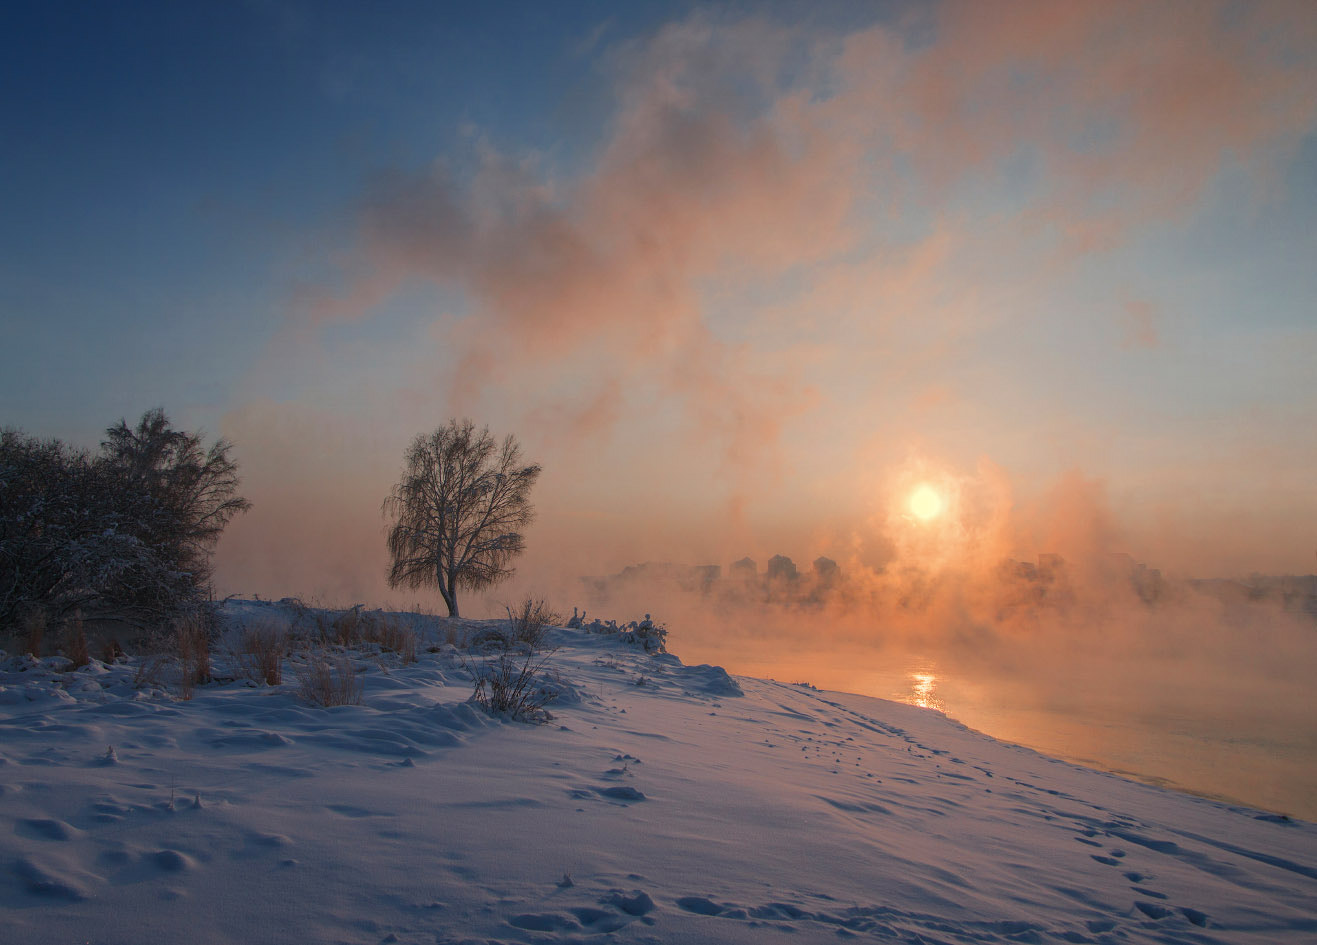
[2,601,1314,944]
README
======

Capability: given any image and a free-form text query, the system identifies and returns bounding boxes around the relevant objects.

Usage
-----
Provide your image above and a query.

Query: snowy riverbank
[2,601,1314,944]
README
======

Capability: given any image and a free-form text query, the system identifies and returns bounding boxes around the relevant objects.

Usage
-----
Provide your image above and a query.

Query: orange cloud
[220,3,1317,607]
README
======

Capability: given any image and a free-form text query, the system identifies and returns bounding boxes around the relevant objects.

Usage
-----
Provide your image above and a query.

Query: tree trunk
[440,569,459,617]
[437,565,458,618]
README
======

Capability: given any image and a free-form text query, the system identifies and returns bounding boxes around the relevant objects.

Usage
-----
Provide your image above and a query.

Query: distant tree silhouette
[383,420,540,617]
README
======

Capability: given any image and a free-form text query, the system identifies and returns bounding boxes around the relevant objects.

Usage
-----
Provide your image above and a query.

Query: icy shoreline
[2,602,1314,944]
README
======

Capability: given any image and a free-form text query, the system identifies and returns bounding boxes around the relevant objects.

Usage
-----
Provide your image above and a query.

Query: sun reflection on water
[909,672,945,712]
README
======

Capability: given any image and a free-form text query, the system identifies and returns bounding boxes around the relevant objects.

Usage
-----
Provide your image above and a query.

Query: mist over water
[215,439,1317,821]
[580,562,1317,821]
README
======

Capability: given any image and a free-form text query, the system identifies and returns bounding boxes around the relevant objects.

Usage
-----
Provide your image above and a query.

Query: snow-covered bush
[0,411,250,635]
[468,625,512,651]
[0,430,184,630]
[581,614,668,653]
[465,623,561,722]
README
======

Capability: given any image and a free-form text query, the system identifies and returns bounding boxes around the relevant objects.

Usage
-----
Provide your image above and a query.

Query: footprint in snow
[568,906,630,932]
[508,889,654,935]
[602,889,656,916]
[676,896,745,918]
[509,913,579,932]
[326,804,394,818]
[150,849,193,872]
[595,785,646,802]
[1134,900,1174,920]
[14,855,89,901]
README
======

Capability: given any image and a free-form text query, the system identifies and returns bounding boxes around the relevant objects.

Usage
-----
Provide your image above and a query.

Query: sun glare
[908,483,944,521]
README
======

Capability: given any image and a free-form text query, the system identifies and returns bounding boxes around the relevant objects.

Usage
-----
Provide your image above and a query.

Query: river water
[858,659,1316,822]
[675,644,1317,822]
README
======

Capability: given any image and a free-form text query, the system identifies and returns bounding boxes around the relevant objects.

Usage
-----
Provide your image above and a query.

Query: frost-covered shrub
[466,623,560,722]
[468,644,560,722]
[469,625,511,651]
[581,614,668,653]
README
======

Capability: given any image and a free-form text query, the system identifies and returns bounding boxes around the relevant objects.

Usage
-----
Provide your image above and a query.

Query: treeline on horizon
[581,554,1317,623]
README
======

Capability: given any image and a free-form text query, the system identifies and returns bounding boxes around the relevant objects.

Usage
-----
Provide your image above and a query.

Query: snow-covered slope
[2,605,1314,944]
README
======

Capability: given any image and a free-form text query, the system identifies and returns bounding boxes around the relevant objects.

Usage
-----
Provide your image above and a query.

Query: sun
[908,483,944,521]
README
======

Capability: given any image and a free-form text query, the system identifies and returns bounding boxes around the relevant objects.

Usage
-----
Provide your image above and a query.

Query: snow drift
[1,600,1313,944]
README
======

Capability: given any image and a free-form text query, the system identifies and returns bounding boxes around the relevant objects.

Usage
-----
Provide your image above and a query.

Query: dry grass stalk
[324,607,418,662]
[234,621,286,685]
[297,650,363,707]
[133,650,169,689]
[62,611,90,668]
[99,637,124,663]
[365,614,417,663]
[22,608,47,657]
[175,615,211,697]
[331,608,363,647]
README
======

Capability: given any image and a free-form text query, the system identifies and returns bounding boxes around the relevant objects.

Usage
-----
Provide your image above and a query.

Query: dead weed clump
[469,644,559,722]
[174,614,212,699]
[365,615,417,663]
[21,607,47,657]
[297,650,363,707]
[506,598,559,649]
[132,641,170,690]
[99,637,124,664]
[233,621,287,686]
[323,606,416,663]
[61,611,90,668]
[329,607,363,647]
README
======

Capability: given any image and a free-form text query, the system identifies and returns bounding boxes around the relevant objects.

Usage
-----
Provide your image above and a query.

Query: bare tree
[383,420,540,617]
